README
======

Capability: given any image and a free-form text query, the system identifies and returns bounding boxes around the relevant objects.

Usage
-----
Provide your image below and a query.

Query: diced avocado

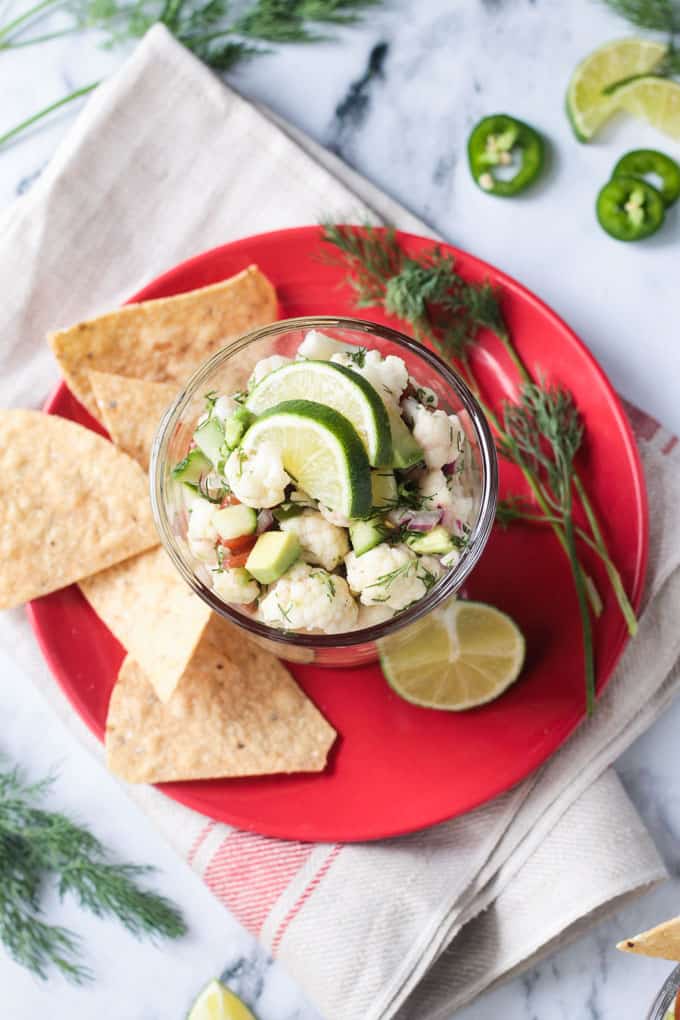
[350,517,387,556]
[172,448,212,484]
[371,470,397,510]
[224,407,255,450]
[406,526,454,556]
[386,404,424,468]
[245,531,300,584]
[193,416,226,467]
[213,504,257,541]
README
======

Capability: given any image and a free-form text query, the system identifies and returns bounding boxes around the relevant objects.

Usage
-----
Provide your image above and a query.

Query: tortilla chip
[79,546,210,703]
[617,917,680,961]
[89,371,178,471]
[0,410,158,610]
[49,266,277,417]
[106,618,336,782]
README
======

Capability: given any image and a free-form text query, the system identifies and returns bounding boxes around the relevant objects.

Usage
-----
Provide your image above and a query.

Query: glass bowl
[150,316,498,667]
[648,965,680,1019]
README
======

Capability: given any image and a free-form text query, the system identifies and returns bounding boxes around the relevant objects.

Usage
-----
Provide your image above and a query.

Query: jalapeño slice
[467,114,544,197]
[596,175,665,241]
[612,148,680,207]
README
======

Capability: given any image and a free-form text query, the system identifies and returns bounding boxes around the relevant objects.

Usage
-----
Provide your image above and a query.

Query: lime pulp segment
[242,399,372,518]
[187,979,257,1020]
[614,76,680,141]
[246,360,393,466]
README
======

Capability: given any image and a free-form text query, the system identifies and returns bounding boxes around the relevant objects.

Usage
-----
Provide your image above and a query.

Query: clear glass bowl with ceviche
[649,967,680,1020]
[150,317,498,667]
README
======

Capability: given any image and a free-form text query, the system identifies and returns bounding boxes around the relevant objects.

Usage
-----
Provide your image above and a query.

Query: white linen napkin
[0,25,677,1019]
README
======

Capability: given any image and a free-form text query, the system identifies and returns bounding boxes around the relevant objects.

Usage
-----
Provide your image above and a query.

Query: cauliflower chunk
[188,497,217,562]
[406,401,465,470]
[331,349,408,404]
[418,470,476,535]
[355,603,395,629]
[212,395,240,422]
[225,441,289,509]
[213,567,260,605]
[345,543,426,611]
[297,330,352,361]
[279,510,349,571]
[259,563,358,633]
[249,354,292,388]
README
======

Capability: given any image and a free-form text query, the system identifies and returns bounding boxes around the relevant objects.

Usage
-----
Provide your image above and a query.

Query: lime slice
[613,75,680,140]
[379,600,525,710]
[187,980,257,1020]
[246,360,392,467]
[566,38,667,141]
[242,399,371,518]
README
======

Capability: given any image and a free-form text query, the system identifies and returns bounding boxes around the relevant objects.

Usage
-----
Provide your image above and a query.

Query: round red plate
[27,226,648,842]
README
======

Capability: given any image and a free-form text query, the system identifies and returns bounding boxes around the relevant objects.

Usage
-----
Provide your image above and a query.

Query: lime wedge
[242,399,371,518]
[566,38,667,141]
[187,980,257,1020]
[613,75,680,140]
[246,360,392,467]
[379,600,525,710]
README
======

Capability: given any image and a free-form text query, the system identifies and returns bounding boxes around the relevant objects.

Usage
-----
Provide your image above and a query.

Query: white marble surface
[1,1,680,1018]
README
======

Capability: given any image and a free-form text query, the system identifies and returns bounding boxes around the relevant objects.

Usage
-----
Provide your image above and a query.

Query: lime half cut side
[379,600,526,711]
[566,38,667,141]
[187,979,257,1020]
[614,76,680,140]
[246,360,392,467]
[242,399,372,519]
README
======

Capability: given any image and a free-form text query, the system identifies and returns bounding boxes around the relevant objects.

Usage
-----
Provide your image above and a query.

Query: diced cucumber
[224,406,255,450]
[245,531,300,584]
[386,404,424,468]
[406,526,454,555]
[193,417,226,467]
[371,470,397,509]
[350,517,387,556]
[172,448,212,484]
[213,504,257,541]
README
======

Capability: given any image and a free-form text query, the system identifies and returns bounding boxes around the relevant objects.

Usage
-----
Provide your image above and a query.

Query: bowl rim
[647,964,680,1020]
[150,314,499,649]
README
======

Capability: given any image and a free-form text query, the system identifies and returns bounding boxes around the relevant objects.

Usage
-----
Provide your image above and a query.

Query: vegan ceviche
[171,330,481,636]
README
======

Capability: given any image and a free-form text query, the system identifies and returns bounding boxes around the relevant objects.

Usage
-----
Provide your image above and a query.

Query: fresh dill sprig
[0,763,186,983]
[503,382,596,715]
[0,0,383,149]
[321,223,508,357]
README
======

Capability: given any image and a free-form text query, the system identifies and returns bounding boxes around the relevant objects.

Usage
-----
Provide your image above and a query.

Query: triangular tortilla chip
[49,266,277,417]
[0,410,157,609]
[106,618,336,782]
[617,917,680,961]
[79,546,210,703]
[89,371,177,471]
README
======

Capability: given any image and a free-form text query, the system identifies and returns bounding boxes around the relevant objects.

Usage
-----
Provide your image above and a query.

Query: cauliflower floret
[331,349,408,404]
[417,555,445,588]
[355,603,395,630]
[248,354,292,388]
[212,395,240,422]
[187,497,217,562]
[417,469,476,537]
[297,330,353,361]
[408,377,439,408]
[279,510,349,571]
[225,441,289,509]
[212,566,260,605]
[404,400,465,470]
[344,543,426,611]
[418,469,456,514]
[259,563,358,633]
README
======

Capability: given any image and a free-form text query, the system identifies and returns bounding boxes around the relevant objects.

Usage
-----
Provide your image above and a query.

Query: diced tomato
[226,549,252,568]
[219,493,240,508]
[218,533,256,555]
[674,990,680,1020]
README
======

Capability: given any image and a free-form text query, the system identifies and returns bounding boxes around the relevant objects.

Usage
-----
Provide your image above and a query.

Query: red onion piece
[387,508,442,531]
[257,509,274,533]
[442,459,459,477]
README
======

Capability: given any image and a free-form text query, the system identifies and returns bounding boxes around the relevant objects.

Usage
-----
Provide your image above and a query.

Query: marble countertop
[1,1,679,1018]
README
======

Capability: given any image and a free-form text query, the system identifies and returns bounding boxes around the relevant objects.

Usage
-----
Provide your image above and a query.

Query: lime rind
[246,360,392,467]
[243,398,372,518]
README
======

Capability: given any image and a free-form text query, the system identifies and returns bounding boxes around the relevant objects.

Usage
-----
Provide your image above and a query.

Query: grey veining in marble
[1,1,680,1018]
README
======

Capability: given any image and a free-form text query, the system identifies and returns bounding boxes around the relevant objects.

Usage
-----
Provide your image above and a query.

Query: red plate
[27,227,648,842]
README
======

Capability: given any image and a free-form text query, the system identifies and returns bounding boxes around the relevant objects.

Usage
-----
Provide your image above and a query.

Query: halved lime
[566,38,667,141]
[379,600,525,710]
[246,360,392,466]
[242,399,371,518]
[187,979,257,1020]
[614,76,680,140]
